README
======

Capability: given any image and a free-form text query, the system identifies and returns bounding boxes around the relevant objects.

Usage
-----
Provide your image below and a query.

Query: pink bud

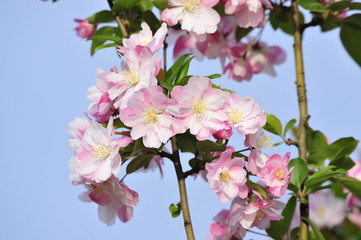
[74,18,96,39]
[213,122,233,140]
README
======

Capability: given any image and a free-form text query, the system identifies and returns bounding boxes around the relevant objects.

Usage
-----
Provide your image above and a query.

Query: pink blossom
[74,18,96,39]
[79,176,139,225]
[207,209,246,240]
[309,190,346,229]
[247,42,286,77]
[348,208,361,229]
[108,47,161,109]
[161,0,221,36]
[169,30,207,60]
[119,22,168,55]
[212,122,233,140]
[229,194,284,230]
[259,153,293,197]
[87,68,116,123]
[206,150,248,202]
[170,76,228,140]
[244,129,273,174]
[223,44,253,81]
[68,118,131,183]
[224,0,271,28]
[119,86,176,148]
[226,94,266,135]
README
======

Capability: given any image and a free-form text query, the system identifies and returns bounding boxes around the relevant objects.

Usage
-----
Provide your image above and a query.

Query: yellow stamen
[317,207,326,219]
[144,107,159,124]
[92,144,112,160]
[183,0,200,12]
[220,172,230,182]
[192,99,207,116]
[276,170,284,179]
[256,131,274,149]
[121,70,140,85]
[229,108,244,124]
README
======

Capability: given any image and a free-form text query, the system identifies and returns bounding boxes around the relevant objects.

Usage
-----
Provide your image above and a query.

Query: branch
[291,1,310,239]
[170,137,196,240]
[300,15,323,34]
[106,0,128,37]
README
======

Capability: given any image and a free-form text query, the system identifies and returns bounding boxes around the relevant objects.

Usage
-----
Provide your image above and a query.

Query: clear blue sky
[0,1,360,240]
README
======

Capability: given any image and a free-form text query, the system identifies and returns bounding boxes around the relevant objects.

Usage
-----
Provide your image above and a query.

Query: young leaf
[340,14,361,67]
[299,0,326,12]
[246,180,270,200]
[301,217,326,240]
[264,114,283,136]
[169,203,181,218]
[175,57,194,85]
[89,34,121,42]
[89,10,115,24]
[339,176,361,200]
[177,131,198,153]
[288,158,308,189]
[329,155,355,170]
[165,54,192,86]
[326,137,359,161]
[196,140,226,153]
[126,155,153,174]
[283,119,296,137]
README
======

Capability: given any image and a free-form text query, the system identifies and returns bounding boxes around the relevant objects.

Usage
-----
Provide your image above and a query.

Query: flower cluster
[167,16,286,82]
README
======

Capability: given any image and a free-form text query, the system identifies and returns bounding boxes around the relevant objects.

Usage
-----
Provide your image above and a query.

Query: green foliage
[270,6,305,35]
[235,27,253,41]
[169,203,181,218]
[288,158,308,190]
[142,10,161,33]
[151,0,169,10]
[246,180,270,200]
[302,217,326,240]
[90,26,120,56]
[339,176,361,200]
[305,166,346,192]
[306,127,328,167]
[343,218,361,240]
[340,14,361,67]
[162,54,193,90]
[126,155,154,174]
[177,131,198,153]
[326,137,358,162]
[299,0,326,12]
[266,196,297,240]
[264,114,283,136]
[89,10,115,24]
[196,140,226,153]
[283,119,296,137]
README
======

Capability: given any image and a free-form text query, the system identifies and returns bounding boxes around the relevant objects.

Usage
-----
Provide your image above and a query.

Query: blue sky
[0,1,360,240]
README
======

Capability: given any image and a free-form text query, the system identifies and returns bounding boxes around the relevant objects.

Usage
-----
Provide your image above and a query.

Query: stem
[170,137,196,240]
[106,0,128,37]
[291,1,310,240]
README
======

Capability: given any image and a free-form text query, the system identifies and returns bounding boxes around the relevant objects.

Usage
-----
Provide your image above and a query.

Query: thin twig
[106,0,128,37]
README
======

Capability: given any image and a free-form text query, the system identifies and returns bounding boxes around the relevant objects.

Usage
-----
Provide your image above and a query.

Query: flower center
[317,207,326,219]
[92,143,112,160]
[276,170,284,179]
[183,0,200,12]
[121,70,140,85]
[139,40,151,46]
[229,108,244,124]
[192,99,207,116]
[256,131,274,149]
[220,172,230,182]
[144,107,159,124]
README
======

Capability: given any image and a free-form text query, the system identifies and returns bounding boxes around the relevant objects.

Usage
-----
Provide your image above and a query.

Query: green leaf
[89,10,115,24]
[343,218,361,240]
[126,155,154,174]
[177,131,198,153]
[288,158,308,189]
[339,176,361,200]
[114,0,138,8]
[112,118,129,129]
[142,11,161,33]
[270,6,305,35]
[235,27,253,41]
[328,1,351,10]
[264,114,283,136]
[299,0,326,12]
[302,217,325,240]
[305,166,346,190]
[196,140,226,153]
[340,14,361,67]
[90,26,117,55]
[131,139,148,156]
[283,119,296,137]
[331,182,347,198]
[175,57,194,85]
[207,74,222,79]
[151,0,169,10]
[330,155,355,170]
[165,54,192,87]
[139,0,154,11]
[169,203,181,218]
[93,43,119,53]
[306,130,328,154]
[267,196,297,239]
[246,180,270,200]
[90,34,121,42]
[326,137,359,161]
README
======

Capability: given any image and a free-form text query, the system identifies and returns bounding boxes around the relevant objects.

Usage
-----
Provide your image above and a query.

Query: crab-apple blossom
[206,150,248,202]
[108,47,161,109]
[68,118,132,183]
[161,0,221,36]
[74,18,96,39]
[87,68,116,123]
[260,152,293,197]
[226,94,266,135]
[170,76,228,140]
[119,86,176,148]
[119,22,168,55]
[79,176,139,225]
